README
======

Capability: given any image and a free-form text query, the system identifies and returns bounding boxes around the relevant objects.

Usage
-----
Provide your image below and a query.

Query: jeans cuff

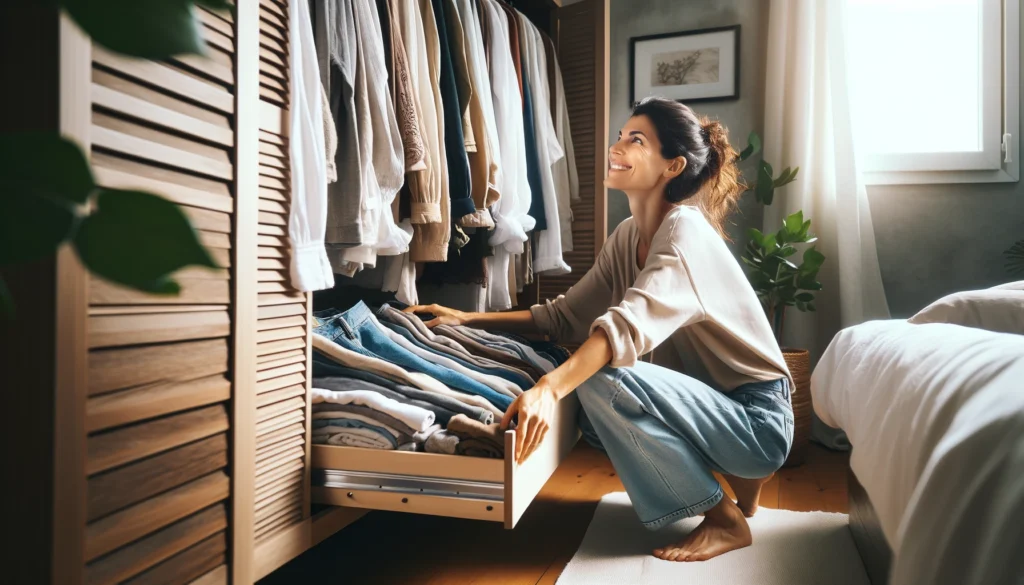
[641,486,724,530]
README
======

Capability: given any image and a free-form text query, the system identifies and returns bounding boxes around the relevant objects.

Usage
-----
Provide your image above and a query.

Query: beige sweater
[531,205,791,392]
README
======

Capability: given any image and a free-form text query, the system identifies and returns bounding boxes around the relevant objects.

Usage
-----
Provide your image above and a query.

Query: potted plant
[737,134,825,467]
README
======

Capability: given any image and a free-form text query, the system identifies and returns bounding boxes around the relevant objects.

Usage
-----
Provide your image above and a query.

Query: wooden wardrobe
[0,0,609,583]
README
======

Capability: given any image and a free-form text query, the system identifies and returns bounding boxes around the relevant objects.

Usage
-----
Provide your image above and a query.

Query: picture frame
[629,25,741,106]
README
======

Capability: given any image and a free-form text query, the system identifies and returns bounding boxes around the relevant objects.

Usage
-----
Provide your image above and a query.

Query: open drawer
[311,393,580,528]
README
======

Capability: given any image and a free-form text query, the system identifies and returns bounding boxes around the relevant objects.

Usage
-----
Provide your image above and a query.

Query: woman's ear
[664,156,687,180]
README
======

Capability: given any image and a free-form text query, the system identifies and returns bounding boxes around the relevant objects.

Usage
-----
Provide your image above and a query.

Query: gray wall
[605,0,1023,315]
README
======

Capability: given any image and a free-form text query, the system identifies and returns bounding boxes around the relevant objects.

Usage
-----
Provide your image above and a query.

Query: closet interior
[1,0,609,583]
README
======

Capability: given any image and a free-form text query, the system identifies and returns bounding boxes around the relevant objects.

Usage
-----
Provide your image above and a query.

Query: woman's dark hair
[630,96,743,238]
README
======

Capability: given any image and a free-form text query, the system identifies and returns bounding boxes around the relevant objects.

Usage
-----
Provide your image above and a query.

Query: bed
[810,319,1024,585]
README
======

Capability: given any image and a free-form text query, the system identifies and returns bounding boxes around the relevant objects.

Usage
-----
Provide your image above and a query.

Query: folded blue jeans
[313,302,513,411]
[576,361,794,530]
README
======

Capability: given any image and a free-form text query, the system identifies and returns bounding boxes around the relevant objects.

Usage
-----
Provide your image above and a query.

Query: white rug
[557,492,870,585]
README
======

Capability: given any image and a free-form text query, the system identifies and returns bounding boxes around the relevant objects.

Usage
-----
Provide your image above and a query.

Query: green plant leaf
[784,211,805,234]
[746,228,766,248]
[195,0,233,9]
[773,167,794,188]
[0,133,95,205]
[739,132,762,161]
[1004,239,1024,276]
[807,302,816,312]
[73,189,217,293]
[795,292,815,302]
[802,246,826,271]
[0,274,12,320]
[778,244,797,257]
[62,0,208,59]
[0,189,78,265]
[755,160,775,205]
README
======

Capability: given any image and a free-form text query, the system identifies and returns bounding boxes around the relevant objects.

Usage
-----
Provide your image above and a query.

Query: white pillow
[908,289,1024,335]
[990,280,1024,291]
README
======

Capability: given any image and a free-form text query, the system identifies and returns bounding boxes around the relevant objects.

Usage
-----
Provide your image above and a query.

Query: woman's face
[605,114,685,194]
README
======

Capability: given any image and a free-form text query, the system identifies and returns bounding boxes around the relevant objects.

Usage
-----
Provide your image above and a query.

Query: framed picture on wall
[630,25,740,105]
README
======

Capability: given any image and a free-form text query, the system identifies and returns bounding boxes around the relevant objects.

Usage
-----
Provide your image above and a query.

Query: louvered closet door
[81,5,238,585]
[535,0,609,307]
[251,0,313,548]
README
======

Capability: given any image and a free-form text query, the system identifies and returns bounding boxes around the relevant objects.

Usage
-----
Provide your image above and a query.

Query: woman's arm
[404,304,541,334]
[501,328,613,464]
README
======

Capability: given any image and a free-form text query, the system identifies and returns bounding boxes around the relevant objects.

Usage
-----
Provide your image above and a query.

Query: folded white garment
[313,387,435,432]
[314,428,394,450]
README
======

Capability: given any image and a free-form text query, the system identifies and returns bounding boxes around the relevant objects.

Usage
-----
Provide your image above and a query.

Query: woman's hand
[403,304,471,328]
[500,382,560,464]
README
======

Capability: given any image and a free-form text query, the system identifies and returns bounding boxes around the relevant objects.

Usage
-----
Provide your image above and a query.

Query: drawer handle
[486,506,493,512]
[347,492,353,498]
[402,498,409,504]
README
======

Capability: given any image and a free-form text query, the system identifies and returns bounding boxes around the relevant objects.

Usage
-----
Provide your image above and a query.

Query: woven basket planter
[782,348,812,467]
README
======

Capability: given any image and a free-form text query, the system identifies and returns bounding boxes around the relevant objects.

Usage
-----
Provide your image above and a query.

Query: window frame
[856,0,1020,185]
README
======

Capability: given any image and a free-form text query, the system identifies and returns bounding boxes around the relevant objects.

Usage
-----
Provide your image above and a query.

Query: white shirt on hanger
[517,14,569,275]
[479,0,534,310]
[287,0,335,292]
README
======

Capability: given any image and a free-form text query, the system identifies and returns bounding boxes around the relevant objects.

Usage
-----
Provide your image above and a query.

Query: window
[846,0,1020,184]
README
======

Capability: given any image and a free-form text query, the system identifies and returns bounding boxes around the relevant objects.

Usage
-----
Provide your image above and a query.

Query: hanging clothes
[287,0,334,292]
[517,13,570,275]
[407,0,452,262]
[545,33,580,253]
[326,0,410,276]
[430,0,476,222]
[479,0,534,311]
[378,0,428,174]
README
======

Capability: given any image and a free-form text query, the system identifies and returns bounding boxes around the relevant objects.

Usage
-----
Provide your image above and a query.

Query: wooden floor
[259,443,850,585]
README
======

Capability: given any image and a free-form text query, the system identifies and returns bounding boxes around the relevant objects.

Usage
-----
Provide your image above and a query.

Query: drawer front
[311,394,581,528]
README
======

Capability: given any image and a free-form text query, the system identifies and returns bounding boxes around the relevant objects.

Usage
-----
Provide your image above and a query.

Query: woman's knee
[575,366,622,403]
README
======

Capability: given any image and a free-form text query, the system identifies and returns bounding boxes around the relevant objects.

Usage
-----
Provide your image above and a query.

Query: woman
[406,97,794,562]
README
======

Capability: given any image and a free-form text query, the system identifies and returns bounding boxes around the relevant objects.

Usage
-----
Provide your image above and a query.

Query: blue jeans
[312,302,513,411]
[576,362,794,529]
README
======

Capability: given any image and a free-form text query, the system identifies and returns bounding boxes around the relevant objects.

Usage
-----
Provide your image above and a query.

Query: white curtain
[763,0,890,448]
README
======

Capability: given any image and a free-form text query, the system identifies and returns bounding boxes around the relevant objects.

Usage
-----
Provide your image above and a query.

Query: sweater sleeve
[287,0,335,292]
[591,240,706,368]
[530,233,616,343]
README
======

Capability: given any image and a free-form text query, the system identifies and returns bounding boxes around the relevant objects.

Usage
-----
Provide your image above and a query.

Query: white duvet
[811,320,1024,585]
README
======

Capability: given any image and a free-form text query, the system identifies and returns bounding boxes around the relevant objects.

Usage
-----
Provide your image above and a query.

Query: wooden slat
[256,372,305,395]
[258,292,303,306]
[90,277,230,306]
[256,362,305,385]
[258,140,287,161]
[260,0,286,19]
[88,339,228,396]
[259,18,286,44]
[255,473,303,509]
[256,325,304,344]
[258,164,287,180]
[88,305,226,317]
[258,211,287,226]
[257,268,287,281]
[259,31,287,57]
[183,206,232,233]
[198,10,233,37]
[88,434,228,522]
[85,471,229,562]
[86,374,230,432]
[92,84,233,147]
[259,9,287,35]
[257,315,305,331]
[88,310,230,348]
[255,488,302,520]
[87,405,229,475]
[171,54,234,86]
[256,384,305,408]
[255,445,304,475]
[255,423,304,450]
[257,337,306,356]
[257,352,305,372]
[258,197,287,214]
[256,255,286,270]
[200,230,232,249]
[122,531,226,585]
[92,68,230,129]
[259,68,287,92]
[93,47,234,114]
[202,26,234,53]
[259,129,286,146]
[255,498,301,532]
[255,411,304,439]
[85,505,225,585]
[257,303,304,320]
[255,510,302,542]
[91,152,233,213]
[256,396,305,423]
[189,564,228,585]
[259,175,288,190]
[256,437,305,465]
[92,125,232,181]
[259,100,285,135]
[255,459,304,491]
[257,224,286,238]
[257,246,287,260]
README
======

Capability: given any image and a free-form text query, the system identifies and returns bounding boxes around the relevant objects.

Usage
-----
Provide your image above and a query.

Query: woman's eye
[632,137,642,145]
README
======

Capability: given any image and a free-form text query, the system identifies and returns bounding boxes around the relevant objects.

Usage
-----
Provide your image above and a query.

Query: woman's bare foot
[652,497,752,562]
[723,473,773,517]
